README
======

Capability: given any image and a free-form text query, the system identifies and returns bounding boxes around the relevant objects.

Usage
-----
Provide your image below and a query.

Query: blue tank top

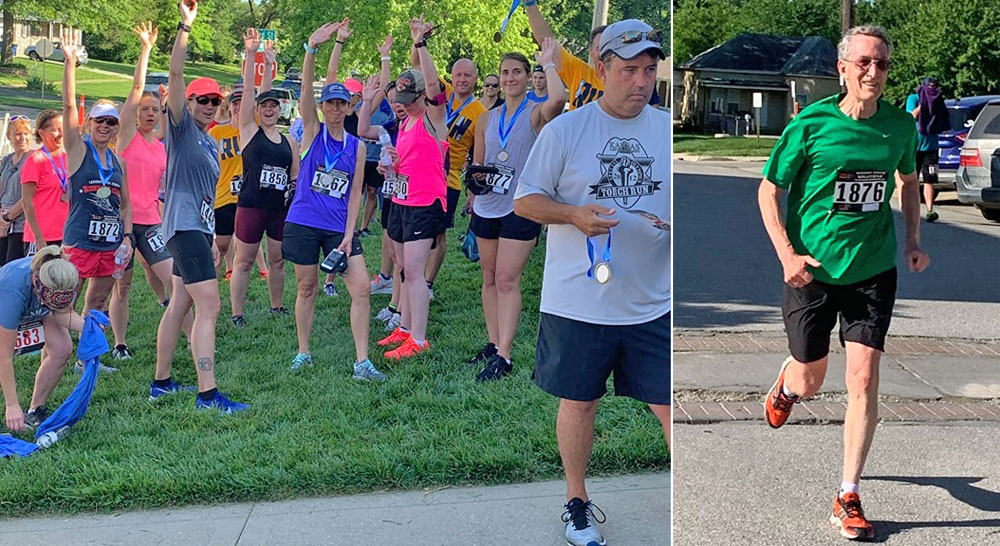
[64,138,124,251]
[285,126,359,233]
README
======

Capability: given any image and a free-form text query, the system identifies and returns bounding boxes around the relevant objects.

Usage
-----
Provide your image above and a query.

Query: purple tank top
[286,126,359,233]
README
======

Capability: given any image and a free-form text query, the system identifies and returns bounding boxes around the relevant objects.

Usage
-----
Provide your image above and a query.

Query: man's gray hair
[837,25,892,60]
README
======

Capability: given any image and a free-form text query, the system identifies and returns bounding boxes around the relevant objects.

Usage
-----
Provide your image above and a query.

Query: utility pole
[841,0,854,34]
[592,0,608,29]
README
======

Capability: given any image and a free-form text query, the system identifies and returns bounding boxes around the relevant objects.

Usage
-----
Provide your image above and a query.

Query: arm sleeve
[762,116,808,190]
[514,121,565,200]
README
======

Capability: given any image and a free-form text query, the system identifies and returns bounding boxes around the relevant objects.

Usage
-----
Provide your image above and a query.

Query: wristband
[303,42,318,55]
[380,56,391,62]
[123,232,136,245]
[177,22,192,33]
[335,39,345,45]
[523,0,537,6]
[542,63,556,71]
[1,213,10,222]
[414,41,427,48]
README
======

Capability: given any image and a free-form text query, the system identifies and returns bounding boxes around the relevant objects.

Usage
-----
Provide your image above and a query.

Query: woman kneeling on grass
[0,247,82,431]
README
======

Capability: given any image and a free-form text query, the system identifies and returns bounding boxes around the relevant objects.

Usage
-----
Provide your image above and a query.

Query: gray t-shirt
[515,102,671,325]
[0,257,48,331]
[163,106,221,243]
[474,100,537,219]
[0,152,28,233]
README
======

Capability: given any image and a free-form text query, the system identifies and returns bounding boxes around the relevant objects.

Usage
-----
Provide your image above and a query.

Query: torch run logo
[590,137,661,209]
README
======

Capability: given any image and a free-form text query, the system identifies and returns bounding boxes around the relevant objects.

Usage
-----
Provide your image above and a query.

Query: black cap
[532,65,544,73]
[256,89,282,105]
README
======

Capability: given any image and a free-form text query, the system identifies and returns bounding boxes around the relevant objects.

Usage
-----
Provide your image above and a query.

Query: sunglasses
[92,117,119,126]
[194,96,223,106]
[848,57,892,72]
[10,114,29,122]
[483,82,499,88]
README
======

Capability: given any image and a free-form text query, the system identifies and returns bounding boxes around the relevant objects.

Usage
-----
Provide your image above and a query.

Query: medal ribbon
[322,127,348,172]
[85,137,114,186]
[446,93,475,128]
[498,96,530,151]
[41,146,68,193]
[586,228,612,280]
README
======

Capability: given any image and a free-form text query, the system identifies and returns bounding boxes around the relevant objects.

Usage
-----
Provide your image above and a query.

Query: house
[0,7,81,59]
[677,33,841,134]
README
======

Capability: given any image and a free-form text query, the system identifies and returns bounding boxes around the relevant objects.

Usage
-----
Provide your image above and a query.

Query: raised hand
[362,74,380,102]
[309,22,338,48]
[378,33,393,57]
[535,36,556,67]
[133,21,158,50]
[178,0,198,25]
[243,28,261,53]
[263,40,276,64]
[60,28,81,63]
[336,18,353,41]
[410,14,427,42]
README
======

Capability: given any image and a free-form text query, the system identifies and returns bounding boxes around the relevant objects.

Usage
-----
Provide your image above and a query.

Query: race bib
[259,165,289,191]
[833,170,887,213]
[14,319,44,356]
[380,176,395,197]
[146,226,166,253]
[486,164,515,195]
[230,175,243,196]
[394,174,409,201]
[311,169,350,199]
[201,197,215,231]
[88,215,121,243]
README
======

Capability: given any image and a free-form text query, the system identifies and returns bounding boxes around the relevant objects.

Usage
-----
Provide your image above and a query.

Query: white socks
[840,482,859,496]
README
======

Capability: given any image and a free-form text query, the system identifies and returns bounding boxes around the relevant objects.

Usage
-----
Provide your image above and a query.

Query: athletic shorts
[235,206,287,244]
[533,311,671,405]
[439,187,462,233]
[215,203,237,237]
[364,161,384,189]
[916,150,939,184]
[470,211,541,241]
[63,246,117,279]
[131,223,171,267]
[167,230,216,285]
[281,221,363,266]
[380,198,394,229]
[387,202,445,243]
[782,267,897,363]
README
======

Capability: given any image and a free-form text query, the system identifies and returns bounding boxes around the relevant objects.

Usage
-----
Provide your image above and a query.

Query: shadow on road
[865,476,1000,542]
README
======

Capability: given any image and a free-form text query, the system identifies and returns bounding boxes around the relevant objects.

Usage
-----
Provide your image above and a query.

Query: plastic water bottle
[36,425,70,448]
[378,126,396,186]
[112,243,129,280]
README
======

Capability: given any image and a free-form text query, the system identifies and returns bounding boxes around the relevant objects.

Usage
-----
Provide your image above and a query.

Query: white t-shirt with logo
[515,101,671,325]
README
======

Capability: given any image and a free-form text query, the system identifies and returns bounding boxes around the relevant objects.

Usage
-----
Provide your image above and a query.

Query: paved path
[0,474,669,546]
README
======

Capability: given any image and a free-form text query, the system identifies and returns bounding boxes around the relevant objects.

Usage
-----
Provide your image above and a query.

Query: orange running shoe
[831,492,875,541]
[384,337,430,360]
[377,327,410,347]
[224,269,233,281]
[260,269,268,280]
[764,356,799,428]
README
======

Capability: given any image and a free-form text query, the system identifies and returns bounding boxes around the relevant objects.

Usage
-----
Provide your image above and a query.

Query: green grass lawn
[673,133,777,157]
[0,202,669,516]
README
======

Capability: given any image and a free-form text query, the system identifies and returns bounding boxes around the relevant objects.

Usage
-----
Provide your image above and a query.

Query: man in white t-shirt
[514,19,669,546]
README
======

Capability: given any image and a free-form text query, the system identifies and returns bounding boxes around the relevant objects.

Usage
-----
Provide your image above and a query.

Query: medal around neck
[497,149,509,162]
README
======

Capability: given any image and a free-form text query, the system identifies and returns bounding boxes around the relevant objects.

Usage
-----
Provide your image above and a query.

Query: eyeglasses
[92,117,119,126]
[847,57,892,72]
[617,29,662,45]
[194,96,223,106]
[10,115,29,122]
[483,82,499,88]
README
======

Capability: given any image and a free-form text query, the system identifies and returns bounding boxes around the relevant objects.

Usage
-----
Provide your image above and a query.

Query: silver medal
[95,187,111,199]
[497,149,509,162]
[594,262,612,284]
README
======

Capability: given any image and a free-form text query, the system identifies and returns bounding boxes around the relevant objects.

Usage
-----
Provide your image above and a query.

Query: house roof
[681,33,838,78]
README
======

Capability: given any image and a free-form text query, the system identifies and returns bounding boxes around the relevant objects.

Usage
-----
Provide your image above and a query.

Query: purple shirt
[285,127,359,233]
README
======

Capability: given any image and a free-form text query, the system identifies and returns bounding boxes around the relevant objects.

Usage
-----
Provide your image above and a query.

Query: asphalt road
[674,160,1000,340]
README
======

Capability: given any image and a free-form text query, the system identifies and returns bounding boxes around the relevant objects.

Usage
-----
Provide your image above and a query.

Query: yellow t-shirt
[208,123,242,208]
[442,80,487,190]
[559,49,603,110]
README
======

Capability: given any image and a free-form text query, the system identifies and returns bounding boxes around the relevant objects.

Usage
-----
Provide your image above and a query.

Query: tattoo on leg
[197,357,214,371]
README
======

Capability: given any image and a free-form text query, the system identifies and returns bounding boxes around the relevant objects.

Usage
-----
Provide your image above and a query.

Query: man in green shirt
[757,25,930,541]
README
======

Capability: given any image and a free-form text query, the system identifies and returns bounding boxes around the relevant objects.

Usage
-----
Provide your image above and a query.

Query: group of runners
[0,1,669,543]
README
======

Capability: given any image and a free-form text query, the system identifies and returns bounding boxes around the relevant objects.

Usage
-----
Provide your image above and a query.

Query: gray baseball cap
[599,19,665,61]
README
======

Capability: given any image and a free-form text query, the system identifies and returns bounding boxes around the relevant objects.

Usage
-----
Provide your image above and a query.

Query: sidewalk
[0,474,670,546]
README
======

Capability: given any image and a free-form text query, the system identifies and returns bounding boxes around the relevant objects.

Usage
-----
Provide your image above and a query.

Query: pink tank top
[393,112,448,209]
[120,133,166,225]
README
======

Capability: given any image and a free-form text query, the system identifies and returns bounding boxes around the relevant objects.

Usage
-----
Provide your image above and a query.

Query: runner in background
[20,109,69,250]
[479,74,504,110]
[524,0,605,110]
[0,116,31,265]
[357,36,397,239]
[209,86,243,280]
[527,64,548,102]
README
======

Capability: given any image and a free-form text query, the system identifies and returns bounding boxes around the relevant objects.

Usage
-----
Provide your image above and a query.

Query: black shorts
[380,198,394,229]
[782,267,897,363]
[533,311,671,405]
[131,223,171,268]
[281,221,363,266]
[916,150,939,184]
[439,187,462,233]
[470,211,541,241]
[387,202,445,243]
[214,203,237,237]
[364,161,384,189]
[167,230,216,285]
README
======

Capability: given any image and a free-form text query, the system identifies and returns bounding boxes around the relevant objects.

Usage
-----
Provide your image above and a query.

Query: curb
[674,400,1000,424]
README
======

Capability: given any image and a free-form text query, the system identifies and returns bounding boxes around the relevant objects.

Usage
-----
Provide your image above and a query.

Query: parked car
[272,87,298,125]
[25,43,88,65]
[143,72,170,94]
[936,95,1000,187]
[955,99,1000,221]
[278,78,302,99]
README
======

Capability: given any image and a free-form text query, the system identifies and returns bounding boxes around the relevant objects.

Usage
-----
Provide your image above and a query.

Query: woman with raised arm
[153,0,249,413]
[227,29,299,327]
[466,38,566,381]
[375,16,449,360]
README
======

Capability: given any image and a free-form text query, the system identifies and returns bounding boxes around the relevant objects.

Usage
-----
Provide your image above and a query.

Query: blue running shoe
[291,352,313,371]
[352,359,387,382]
[195,392,251,414]
[149,380,196,401]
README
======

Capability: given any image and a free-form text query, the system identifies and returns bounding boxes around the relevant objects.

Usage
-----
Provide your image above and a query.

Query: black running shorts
[281,221,363,266]
[167,230,216,285]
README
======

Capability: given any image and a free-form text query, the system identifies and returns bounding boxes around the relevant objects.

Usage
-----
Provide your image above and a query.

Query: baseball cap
[599,19,665,61]
[256,89,282,105]
[344,78,364,94]
[186,77,222,98]
[89,102,120,120]
[229,83,244,101]
[532,65,544,73]
[319,82,350,103]
[393,69,426,105]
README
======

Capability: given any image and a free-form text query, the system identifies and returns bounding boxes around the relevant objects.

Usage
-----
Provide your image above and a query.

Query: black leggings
[0,231,25,266]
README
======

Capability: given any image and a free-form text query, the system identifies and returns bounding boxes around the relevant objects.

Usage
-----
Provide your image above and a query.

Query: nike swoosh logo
[413,231,423,235]
[882,134,891,138]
